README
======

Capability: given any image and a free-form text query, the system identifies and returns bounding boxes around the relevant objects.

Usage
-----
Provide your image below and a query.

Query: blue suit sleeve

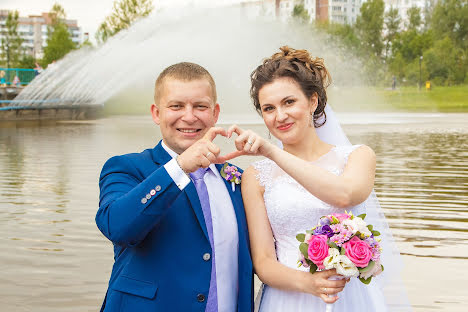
[96,155,182,247]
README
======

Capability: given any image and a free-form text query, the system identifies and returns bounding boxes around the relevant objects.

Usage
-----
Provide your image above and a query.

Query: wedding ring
[324,287,328,294]
[206,152,212,158]
[246,140,253,145]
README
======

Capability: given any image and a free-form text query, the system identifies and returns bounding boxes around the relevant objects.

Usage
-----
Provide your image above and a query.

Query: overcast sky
[2,0,115,41]
[2,0,242,42]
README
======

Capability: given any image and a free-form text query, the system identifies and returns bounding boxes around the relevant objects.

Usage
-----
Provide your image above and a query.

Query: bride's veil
[316,105,412,311]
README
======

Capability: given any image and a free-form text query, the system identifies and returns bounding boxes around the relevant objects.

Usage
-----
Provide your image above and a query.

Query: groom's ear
[151,103,161,125]
[213,102,220,123]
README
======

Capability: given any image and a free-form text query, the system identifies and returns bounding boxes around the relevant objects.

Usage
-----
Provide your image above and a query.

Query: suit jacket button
[141,198,148,204]
[155,185,161,191]
[203,253,211,261]
[150,189,156,196]
[145,194,151,199]
[197,294,205,302]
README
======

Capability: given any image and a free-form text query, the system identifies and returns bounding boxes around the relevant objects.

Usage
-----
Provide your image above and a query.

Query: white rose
[323,247,340,270]
[335,255,359,278]
[304,233,312,243]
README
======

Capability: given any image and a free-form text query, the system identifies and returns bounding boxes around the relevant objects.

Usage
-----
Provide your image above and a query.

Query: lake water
[0,113,467,311]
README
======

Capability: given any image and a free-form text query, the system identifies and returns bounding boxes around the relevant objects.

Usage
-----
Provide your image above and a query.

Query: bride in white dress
[226,47,411,311]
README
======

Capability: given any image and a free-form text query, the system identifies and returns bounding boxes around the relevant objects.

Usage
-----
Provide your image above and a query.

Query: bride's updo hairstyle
[250,46,332,127]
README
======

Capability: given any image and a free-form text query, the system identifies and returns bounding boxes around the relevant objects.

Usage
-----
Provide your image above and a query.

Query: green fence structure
[0,68,37,86]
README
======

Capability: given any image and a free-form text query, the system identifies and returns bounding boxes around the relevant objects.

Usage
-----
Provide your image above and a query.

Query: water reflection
[0,114,467,311]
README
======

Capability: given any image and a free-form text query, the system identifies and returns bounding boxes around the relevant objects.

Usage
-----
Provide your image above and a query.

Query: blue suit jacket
[96,141,253,311]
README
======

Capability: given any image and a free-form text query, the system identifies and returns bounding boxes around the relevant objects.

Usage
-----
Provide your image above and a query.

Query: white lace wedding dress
[253,145,388,312]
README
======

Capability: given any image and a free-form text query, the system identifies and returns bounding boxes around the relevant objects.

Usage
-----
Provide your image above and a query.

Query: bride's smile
[258,77,317,146]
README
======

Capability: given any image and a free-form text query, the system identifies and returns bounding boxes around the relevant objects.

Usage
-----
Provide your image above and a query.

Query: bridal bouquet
[296,212,383,284]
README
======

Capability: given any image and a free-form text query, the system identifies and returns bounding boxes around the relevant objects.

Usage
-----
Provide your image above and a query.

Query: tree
[292,4,310,24]
[392,30,432,62]
[355,0,385,58]
[0,10,24,68]
[406,6,422,31]
[422,0,436,30]
[430,0,468,50]
[424,36,466,85]
[388,52,405,80]
[80,38,93,48]
[50,2,66,24]
[384,6,400,59]
[317,21,360,52]
[42,3,76,66]
[96,0,154,43]
[18,53,36,69]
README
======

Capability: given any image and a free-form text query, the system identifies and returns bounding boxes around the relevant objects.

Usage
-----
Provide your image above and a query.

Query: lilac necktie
[190,168,218,312]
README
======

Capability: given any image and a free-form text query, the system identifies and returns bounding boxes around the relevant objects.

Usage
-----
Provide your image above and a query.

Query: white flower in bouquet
[342,219,358,234]
[323,248,340,270]
[323,247,359,278]
[335,255,359,277]
[353,217,372,238]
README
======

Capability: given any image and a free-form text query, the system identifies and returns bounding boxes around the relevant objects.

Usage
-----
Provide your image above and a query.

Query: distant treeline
[294,0,468,87]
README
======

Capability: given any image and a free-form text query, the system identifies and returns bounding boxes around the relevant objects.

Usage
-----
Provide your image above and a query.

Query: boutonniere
[220,163,241,192]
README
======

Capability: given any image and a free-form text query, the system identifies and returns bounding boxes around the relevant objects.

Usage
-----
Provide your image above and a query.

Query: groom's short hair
[154,62,217,105]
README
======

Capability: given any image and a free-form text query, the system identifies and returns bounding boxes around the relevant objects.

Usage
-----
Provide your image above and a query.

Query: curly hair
[250,46,332,127]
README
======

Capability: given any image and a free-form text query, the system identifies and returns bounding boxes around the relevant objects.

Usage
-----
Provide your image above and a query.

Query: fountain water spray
[14,1,364,117]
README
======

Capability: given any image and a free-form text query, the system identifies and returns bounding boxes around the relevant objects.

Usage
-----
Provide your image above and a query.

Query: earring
[310,113,314,127]
[268,132,271,139]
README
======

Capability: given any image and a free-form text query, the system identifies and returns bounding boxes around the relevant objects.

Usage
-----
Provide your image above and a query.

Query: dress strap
[252,159,274,189]
[338,144,363,164]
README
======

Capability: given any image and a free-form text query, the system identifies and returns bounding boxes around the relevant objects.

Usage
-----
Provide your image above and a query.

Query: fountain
[0,0,365,121]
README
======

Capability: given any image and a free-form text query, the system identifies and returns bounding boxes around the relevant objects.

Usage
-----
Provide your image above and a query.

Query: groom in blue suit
[96,62,253,311]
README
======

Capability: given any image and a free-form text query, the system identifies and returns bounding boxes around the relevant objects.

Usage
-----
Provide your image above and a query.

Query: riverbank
[378,85,468,112]
[328,85,468,112]
[101,85,468,115]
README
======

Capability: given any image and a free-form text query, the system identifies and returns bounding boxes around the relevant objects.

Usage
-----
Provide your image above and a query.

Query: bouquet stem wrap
[325,275,345,312]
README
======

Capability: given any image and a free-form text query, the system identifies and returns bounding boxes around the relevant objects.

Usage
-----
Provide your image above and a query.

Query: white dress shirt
[162,141,239,312]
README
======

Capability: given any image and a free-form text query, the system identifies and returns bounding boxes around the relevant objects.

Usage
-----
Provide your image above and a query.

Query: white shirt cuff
[164,158,191,190]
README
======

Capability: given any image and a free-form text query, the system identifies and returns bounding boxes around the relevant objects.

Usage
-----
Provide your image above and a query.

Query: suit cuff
[164,158,190,190]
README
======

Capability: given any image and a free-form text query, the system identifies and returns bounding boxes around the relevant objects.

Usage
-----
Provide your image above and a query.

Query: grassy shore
[328,85,468,112]
[102,85,468,115]
[378,85,468,112]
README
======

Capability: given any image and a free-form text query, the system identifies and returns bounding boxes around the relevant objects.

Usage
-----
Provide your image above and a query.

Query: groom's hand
[177,127,228,173]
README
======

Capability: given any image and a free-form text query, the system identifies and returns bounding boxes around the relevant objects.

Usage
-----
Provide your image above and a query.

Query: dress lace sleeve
[252,158,274,189]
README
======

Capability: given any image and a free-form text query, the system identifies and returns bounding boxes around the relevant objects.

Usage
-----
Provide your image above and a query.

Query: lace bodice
[253,145,364,270]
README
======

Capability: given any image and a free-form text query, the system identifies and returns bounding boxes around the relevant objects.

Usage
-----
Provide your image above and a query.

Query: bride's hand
[302,269,348,304]
[225,124,276,159]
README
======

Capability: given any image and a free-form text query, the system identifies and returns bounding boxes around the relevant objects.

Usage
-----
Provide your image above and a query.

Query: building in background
[384,0,434,27]
[240,0,362,24]
[0,10,82,60]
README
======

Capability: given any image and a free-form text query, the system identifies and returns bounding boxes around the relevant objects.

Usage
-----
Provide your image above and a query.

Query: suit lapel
[184,182,209,241]
[215,164,248,246]
[151,141,209,241]
[150,144,248,246]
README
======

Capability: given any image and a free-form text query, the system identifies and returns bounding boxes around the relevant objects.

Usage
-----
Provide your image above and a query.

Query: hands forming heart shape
[176,125,274,174]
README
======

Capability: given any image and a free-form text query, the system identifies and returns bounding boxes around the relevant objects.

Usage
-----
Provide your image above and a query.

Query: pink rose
[308,235,329,269]
[331,213,351,222]
[343,236,372,268]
